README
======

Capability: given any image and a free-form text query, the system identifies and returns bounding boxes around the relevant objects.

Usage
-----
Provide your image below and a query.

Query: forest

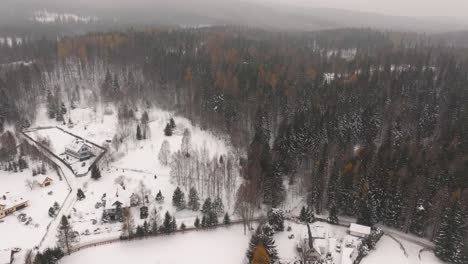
[0,26,467,261]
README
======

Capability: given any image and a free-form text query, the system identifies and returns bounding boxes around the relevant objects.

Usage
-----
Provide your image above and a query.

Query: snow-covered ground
[29,104,236,245]
[0,166,69,249]
[361,235,444,264]
[61,224,250,264]
[24,127,104,176]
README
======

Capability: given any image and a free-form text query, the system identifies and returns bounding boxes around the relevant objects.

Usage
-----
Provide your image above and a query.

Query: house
[0,194,29,219]
[349,223,371,238]
[0,250,12,264]
[65,139,93,161]
[102,186,130,222]
[36,176,53,188]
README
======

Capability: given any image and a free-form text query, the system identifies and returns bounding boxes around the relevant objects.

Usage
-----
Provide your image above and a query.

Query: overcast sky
[257,0,468,19]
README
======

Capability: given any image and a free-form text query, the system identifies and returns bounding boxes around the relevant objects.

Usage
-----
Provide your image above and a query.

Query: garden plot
[0,166,68,249]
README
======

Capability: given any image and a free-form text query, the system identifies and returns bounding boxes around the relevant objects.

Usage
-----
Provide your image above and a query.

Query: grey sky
[257,0,468,19]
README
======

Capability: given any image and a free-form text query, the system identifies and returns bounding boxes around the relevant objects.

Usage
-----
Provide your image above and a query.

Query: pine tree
[194,216,201,228]
[155,190,164,203]
[213,197,224,216]
[56,216,78,255]
[187,187,200,211]
[171,216,177,231]
[164,123,173,136]
[136,124,142,140]
[180,222,186,231]
[223,213,231,225]
[170,118,176,129]
[328,205,339,224]
[90,165,101,180]
[160,211,173,234]
[201,198,212,215]
[76,189,85,201]
[299,206,314,223]
[47,90,56,119]
[172,187,186,210]
[267,208,285,231]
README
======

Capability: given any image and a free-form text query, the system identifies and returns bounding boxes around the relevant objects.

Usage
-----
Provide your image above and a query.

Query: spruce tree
[223,213,231,225]
[213,197,224,216]
[155,190,164,203]
[77,189,85,201]
[136,124,142,140]
[160,211,173,233]
[172,187,186,210]
[267,208,285,231]
[187,187,200,211]
[56,216,78,255]
[90,165,101,180]
[194,216,201,228]
[328,205,339,224]
[164,123,173,136]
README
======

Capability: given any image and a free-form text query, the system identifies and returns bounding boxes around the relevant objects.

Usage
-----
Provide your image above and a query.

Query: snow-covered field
[361,235,444,264]
[0,166,69,249]
[61,224,250,264]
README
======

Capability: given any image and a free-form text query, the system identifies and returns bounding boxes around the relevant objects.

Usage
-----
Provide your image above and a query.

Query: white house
[349,223,371,238]
[65,139,93,161]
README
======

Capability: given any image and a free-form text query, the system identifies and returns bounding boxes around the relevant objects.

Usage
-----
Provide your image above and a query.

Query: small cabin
[37,176,53,188]
[65,139,93,161]
[349,223,371,238]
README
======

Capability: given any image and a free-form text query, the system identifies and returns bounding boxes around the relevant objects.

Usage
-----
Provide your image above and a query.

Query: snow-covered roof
[0,193,28,209]
[66,139,90,153]
[311,225,327,239]
[349,223,371,235]
[0,250,11,264]
[35,175,53,184]
[105,185,130,209]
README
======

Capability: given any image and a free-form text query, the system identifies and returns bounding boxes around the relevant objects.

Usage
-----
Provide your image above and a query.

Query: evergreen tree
[170,118,176,129]
[267,208,285,232]
[223,213,231,225]
[194,216,201,228]
[180,222,186,231]
[160,211,173,234]
[171,216,177,231]
[213,197,224,216]
[201,198,212,215]
[172,187,186,210]
[164,123,173,136]
[48,206,57,217]
[76,189,85,201]
[155,190,164,203]
[299,206,314,223]
[46,90,56,119]
[56,216,78,255]
[328,205,339,224]
[187,187,200,211]
[136,124,142,140]
[90,165,101,180]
